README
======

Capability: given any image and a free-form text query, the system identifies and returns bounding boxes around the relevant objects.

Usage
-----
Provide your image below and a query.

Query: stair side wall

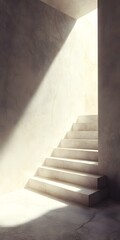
[99,0,120,199]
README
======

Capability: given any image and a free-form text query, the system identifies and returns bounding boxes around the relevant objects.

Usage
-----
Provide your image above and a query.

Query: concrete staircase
[27,115,108,207]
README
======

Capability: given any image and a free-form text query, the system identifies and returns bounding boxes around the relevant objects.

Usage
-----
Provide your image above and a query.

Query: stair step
[26,114,107,207]
[37,166,106,189]
[52,148,98,161]
[72,122,98,131]
[27,177,108,207]
[44,157,99,174]
[60,139,98,150]
[77,115,98,123]
[66,131,98,139]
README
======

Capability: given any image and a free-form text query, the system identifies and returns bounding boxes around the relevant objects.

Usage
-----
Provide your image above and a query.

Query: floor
[0,189,120,240]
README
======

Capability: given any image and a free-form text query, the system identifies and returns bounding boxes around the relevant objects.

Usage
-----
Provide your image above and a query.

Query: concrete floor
[0,189,120,240]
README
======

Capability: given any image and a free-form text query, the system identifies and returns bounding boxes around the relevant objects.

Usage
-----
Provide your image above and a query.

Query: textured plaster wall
[40,0,97,19]
[0,0,97,194]
[99,0,120,199]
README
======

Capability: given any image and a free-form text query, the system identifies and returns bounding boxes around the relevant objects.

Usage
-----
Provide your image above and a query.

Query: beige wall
[40,0,97,19]
[0,0,97,194]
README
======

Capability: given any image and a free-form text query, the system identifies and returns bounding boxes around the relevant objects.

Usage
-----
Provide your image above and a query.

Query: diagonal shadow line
[0,190,113,240]
[40,0,97,19]
[0,0,76,148]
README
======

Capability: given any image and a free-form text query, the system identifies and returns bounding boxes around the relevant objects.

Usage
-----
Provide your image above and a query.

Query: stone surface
[0,0,97,194]
[0,189,120,239]
[99,0,120,199]
[27,115,107,207]
[40,0,97,19]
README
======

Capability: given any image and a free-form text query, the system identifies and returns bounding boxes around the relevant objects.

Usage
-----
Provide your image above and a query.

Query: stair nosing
[46,156,98,165]
[54,147,98,152]
[61,139,98,142]
[78,114,97,117]
[68,130,98,132]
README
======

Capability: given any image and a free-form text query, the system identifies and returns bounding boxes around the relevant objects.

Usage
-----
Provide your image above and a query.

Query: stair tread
[60,139,98,149]
[39,166,103,178]
[54,147,98,152]
[27,114,107,207]
[70,130,98,132]
[47,157,98,165]
[62,139,98,142]
[72,122,98,131]
[67,130,98,136]
[78,115,98,117]
[30,176,101,194]
[66,138,98,140]
[73,122,98,124]
[78,114,98,117]
[73,123,98,126]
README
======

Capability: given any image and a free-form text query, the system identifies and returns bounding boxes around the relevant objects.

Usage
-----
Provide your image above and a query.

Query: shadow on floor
[0,190,120,240]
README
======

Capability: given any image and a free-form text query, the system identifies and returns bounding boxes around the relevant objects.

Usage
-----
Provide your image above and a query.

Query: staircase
[27,115,108,207]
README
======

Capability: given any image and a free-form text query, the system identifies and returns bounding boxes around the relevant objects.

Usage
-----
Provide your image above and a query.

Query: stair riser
[89,189,108,207]
[26,114,108,207]
[27,178,90,206]
[27,178,108,207]
[72,123,98,131]
[66,131,98,139]
[38,168,105,189]
[45,158,99,174]
[52,149,98,161]
[77,115,98,123]
[60,139,98,150]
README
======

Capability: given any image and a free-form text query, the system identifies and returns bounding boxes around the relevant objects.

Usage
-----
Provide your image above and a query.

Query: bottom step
[26,177,108,207]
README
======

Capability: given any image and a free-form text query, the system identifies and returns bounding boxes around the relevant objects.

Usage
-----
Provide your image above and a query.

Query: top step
[77,115,98,123]
[72,122,98,131]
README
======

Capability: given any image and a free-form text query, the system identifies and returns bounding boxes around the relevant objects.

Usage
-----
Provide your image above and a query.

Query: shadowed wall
[99,0,120,199]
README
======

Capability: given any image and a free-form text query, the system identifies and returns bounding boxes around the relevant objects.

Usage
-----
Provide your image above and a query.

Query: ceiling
[40,0,97,19]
